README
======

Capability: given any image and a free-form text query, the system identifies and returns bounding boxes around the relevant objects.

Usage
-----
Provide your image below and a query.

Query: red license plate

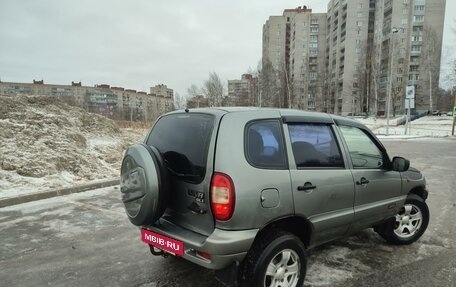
[141,229,184,256]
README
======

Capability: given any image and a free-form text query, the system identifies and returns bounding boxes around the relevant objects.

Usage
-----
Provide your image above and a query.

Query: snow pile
[0,95,145,199]
[355,115,454,137]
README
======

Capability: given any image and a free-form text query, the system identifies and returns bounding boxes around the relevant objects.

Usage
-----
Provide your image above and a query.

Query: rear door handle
[356,177,370,185]
[297,182,317,191]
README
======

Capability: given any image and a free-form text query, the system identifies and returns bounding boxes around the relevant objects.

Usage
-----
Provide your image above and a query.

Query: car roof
[173,107,367,129]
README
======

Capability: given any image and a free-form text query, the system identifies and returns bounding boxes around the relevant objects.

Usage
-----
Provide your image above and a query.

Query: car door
[284,120,355,246]
[337,125,404,232]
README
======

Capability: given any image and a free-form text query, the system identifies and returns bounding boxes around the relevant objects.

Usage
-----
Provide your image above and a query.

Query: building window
[403,8,408,14]
[311,26,319,33]
[409,74,419,81]
[357,12,363,17]
[358,3,363,9]
[413,15,424,22]
[397,77,403,82]
[414,5,425,11]
[413,25,423,32]
[311,18,318,25]
[357,21,363,27]
[401,18,408,25]
[411,45,421,52]
[310,35,318,42]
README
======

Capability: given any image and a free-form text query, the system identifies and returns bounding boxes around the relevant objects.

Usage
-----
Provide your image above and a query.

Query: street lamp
[386,27,399,136]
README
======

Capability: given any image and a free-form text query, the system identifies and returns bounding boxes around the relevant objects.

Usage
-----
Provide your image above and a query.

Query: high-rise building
[373,0,446,115]
[262,0,446,115]
[262,6,327,110]
[227,74,258,106]
[326,0,374,115]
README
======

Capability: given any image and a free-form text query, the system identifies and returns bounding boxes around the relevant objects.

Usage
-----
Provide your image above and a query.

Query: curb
[0,178,120,208]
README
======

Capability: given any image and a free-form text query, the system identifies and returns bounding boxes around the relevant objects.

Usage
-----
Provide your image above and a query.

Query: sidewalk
[0,178,120,208]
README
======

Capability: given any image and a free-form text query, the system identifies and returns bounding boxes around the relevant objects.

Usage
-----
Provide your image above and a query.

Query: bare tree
[258,58,279,107]
[202,72,224,107]
[173,92,186,109]
[187,84,201,99]
[421,25,443,112]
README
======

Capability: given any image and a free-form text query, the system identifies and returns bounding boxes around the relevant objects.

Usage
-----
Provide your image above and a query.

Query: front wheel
[238,230,307,287]
[377,195,429,245]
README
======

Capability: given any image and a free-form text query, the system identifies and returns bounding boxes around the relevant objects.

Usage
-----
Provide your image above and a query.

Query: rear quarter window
[146,113,214,183]
[245,120,287,169]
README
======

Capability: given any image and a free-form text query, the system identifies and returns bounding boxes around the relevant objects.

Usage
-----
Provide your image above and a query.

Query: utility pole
[452,88,455,136]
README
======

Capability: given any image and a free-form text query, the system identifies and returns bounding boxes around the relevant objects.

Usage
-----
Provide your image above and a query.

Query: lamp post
[386,27,399,136]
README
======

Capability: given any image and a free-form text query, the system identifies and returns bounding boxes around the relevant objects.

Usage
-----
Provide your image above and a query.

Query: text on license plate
[141,229,184,256]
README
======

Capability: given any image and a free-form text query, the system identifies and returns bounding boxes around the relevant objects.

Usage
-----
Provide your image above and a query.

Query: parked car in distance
[120,107,429,287]
[431,110,441,116]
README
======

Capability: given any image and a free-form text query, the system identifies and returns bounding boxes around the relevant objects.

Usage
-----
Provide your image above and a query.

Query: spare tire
[120,143,169,226]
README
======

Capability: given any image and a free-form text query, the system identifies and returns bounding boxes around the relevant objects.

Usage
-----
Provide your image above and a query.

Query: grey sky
[0,0,454,97]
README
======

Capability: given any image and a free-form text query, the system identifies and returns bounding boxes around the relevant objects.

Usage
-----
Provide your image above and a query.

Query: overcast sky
[0,0,454,98]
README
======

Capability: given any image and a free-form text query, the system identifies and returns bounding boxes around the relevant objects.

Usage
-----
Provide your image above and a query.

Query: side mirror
[392,156,410,172]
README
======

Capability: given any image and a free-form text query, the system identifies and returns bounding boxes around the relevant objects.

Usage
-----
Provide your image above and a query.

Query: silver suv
[120,108,429,287]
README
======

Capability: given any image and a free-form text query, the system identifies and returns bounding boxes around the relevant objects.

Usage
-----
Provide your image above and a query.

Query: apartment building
[284,8,328,110]
[0,80,174,122]
[262,6,327,110]
[262,0,446,115]
[373,0,446,114]
[227,74,258,106]
[326,0,374,115]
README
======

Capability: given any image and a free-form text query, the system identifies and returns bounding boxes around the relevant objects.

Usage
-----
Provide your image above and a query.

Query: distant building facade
[0,80,174,122]
[186,95,209,108]
[263,0,446,115]
[227,74,258,106]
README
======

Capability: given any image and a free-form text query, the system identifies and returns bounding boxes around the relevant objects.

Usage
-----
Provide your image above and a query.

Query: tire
[238,230,307,287]
[120,143,169,226]
[376,194,429,245]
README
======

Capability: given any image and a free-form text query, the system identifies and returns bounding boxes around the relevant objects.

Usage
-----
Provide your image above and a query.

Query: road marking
[66,200,125,218]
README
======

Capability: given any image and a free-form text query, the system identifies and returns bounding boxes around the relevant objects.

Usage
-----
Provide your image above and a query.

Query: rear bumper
[145,218,258,270]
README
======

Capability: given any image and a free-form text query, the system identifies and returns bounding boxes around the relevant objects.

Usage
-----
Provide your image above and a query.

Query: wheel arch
[253,216,313,249]
[409,186,428,200]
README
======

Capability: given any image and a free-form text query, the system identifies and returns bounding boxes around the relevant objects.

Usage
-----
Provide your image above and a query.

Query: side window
[245,120,287,169]
[339,125,384,169]
[288,124,344,168]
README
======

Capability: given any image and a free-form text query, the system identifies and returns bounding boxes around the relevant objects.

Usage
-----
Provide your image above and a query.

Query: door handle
[356,177,370,185]
[297,182,317,191]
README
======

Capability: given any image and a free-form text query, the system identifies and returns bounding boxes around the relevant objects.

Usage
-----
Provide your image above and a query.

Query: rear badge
[195,192,205,203]
[188,189,205,203]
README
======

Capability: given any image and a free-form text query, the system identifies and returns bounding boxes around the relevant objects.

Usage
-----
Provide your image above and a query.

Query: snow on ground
[355,115,455,138]
[0,95,145,200]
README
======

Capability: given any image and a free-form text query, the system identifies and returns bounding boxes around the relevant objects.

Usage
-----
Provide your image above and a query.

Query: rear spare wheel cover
[120,144,168,226]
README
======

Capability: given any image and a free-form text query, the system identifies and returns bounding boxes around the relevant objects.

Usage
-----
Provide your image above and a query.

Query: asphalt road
[0,138,455,287]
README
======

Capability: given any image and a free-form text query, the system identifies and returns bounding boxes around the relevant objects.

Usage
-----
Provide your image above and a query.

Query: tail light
[210,173,235,221]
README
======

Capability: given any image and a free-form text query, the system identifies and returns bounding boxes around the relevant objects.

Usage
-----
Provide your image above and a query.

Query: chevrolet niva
[120,107,429,287]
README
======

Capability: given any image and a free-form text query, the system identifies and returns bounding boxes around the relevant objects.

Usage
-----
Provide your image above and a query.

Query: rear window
[146,113,214,183]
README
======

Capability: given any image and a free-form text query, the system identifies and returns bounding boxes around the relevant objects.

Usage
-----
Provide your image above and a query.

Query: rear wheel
[376,195,429,245]
[238,230,307,287]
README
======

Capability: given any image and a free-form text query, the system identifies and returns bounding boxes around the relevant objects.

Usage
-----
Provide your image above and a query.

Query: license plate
[141,229,184,256]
